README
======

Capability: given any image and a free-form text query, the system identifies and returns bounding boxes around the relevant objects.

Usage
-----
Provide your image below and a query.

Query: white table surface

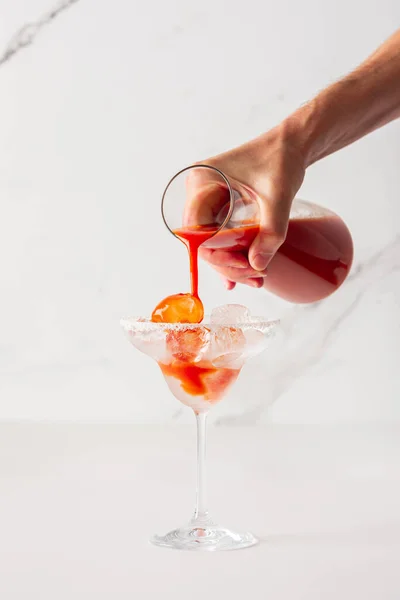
[0,423,399,599]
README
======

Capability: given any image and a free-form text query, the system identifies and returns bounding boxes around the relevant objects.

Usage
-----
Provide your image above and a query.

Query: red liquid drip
[150,227,217,324]
[175,226,219,298]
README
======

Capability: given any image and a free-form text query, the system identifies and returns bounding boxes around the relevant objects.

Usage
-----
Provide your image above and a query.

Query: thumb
[248,196,290,271]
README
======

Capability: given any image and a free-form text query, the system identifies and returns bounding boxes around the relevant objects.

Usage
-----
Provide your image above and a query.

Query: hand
[189,126,306,289]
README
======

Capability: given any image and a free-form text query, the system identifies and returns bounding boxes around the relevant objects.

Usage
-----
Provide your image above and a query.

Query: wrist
[254,120,309,174]
[278,101,322,169]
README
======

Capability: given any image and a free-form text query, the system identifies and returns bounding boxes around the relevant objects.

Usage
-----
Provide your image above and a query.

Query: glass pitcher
[161,165,354,303]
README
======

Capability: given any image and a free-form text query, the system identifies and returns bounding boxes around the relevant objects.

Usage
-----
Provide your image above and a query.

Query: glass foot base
[151,525,258,551]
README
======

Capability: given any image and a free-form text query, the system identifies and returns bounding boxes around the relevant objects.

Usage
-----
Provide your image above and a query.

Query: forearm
[282,29,400,167]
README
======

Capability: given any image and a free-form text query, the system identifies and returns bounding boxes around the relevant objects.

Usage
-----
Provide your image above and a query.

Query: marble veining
[0,0,399,423]
[0,0,80,68]
[216,235,400,425]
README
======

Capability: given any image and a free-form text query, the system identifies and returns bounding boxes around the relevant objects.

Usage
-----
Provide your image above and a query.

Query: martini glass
[121,312,279,551]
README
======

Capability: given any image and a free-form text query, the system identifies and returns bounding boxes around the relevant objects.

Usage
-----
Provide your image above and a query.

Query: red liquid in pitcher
[265,215,353,303]
[175,213,353,304]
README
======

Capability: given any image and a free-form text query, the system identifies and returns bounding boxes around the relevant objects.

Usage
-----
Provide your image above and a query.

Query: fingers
[246,278,264,288]
[200,248,268,280]
[200,247,267,289]
[221,278,236,290]
[199,248,248,269]
[212,263,268,281]
[212,263,266,283]
[211,261,267,288]
[221,275,264,289]
[248,192,291,272]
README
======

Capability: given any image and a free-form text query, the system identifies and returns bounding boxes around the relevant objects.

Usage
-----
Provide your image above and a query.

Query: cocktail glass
[121,313,279,551]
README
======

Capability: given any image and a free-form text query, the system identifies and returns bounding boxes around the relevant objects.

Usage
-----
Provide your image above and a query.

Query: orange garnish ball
[151,293,204,324]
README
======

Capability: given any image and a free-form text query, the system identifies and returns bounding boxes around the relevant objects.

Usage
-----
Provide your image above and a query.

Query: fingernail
[252,253,272,271]
[248,278,264,288]
[223,278,235,290]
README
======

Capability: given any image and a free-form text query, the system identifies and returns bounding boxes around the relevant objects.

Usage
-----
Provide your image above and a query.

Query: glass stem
[192,411,210,525]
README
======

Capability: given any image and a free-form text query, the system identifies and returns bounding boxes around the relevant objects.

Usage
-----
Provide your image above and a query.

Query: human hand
[186,126,306,289]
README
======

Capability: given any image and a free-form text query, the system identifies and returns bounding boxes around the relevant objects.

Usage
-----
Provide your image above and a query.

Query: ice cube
[242,328,267,359]
[210,304,250,325]
[166,327,210,363]
[126,327,168,362]
[211,326,246,368]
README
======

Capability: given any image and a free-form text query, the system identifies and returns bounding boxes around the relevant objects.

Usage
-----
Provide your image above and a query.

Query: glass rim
[161,164,235,240]
[121,316,280,332]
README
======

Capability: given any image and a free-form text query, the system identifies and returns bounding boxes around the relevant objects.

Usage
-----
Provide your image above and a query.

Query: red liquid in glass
[160,360,240,402]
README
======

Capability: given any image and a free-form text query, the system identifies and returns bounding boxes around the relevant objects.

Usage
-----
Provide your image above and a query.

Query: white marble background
[0,0,399,424]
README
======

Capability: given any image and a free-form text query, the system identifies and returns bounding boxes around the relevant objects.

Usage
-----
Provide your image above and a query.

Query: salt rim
[120,316,280,333]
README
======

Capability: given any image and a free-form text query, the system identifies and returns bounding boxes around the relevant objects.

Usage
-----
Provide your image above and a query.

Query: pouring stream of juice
[150,226,218,323]
[152,210,353,321]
